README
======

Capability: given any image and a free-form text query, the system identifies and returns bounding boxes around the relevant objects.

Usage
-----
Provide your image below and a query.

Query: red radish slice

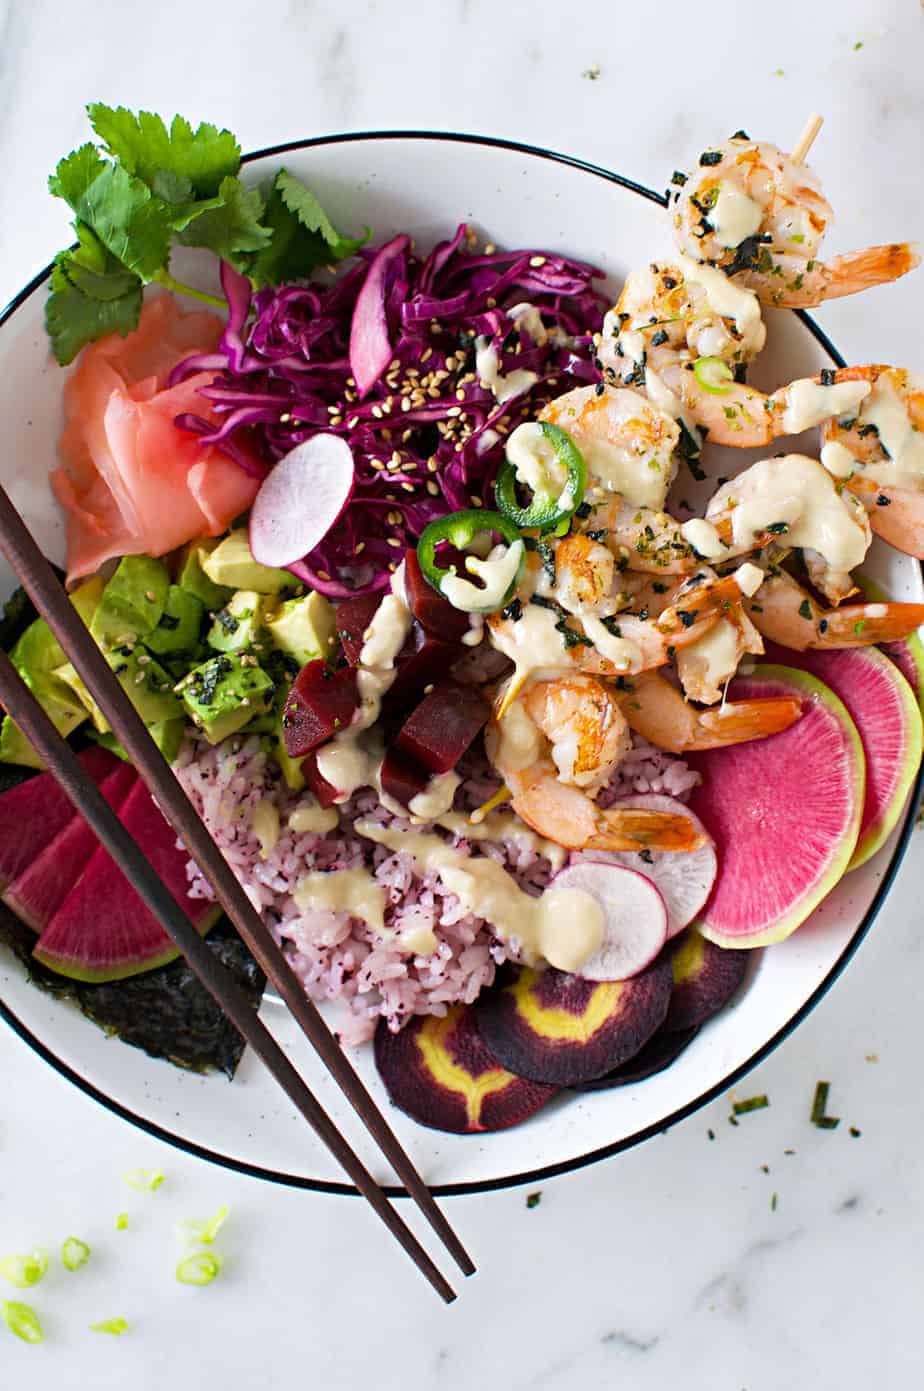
[762,643,923,871]
[687,665,865,948]
[581,793,717,939]
[550,861,668,981]
[248,434,354,568]
[349,234,409,398]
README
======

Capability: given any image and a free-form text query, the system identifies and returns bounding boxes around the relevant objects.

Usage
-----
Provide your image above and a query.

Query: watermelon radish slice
[549,861,668,981]
[33,778,219,982]
[0,746,117,888]
[249,434,354,568]
[5,760,136,931]
[687,665,865,948]
[763,642,923,871]
[580,794,717,939]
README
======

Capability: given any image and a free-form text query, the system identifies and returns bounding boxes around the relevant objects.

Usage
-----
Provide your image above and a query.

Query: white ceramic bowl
[0,133,920,1195]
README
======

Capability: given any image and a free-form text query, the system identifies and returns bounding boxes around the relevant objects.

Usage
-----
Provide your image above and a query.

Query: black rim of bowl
[0,128,920,1198]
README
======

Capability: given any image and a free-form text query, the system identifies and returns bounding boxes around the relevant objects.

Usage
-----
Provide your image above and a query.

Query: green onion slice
[115,1213,129,1231]
[122,1168,165,1192]
[0,1250,48,1289]
[2,1300,43,1344]
[178,1206,230,1247]
[90,1317,129,1336]
[61,1238,91,1273]
[693,356,734,395]
[176,1251,222,1287]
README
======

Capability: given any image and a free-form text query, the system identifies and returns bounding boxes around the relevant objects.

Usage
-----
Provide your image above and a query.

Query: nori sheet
[0,584,267,1077]
[0,904,265,1078]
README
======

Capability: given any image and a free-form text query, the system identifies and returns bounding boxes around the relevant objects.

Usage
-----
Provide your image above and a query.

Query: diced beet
[335,593,384,665]
[396,681,490,775]
[283,661,360,757]
[403,549,471,642]
[383,626,464,716]
[380,745,431,809]
[303,750,341,808]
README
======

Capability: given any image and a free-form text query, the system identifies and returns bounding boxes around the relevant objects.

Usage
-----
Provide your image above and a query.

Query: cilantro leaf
[49,147,172,281]
[63,223,141,301]
[46,259,141,365]
[250,169,368,285]
[175,176,272,264]
[86,105,240,199]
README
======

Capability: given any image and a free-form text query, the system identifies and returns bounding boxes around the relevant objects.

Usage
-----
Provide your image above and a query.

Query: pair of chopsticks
[0,485,473,1302]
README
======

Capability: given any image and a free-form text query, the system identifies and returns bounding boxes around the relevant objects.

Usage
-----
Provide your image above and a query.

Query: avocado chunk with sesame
[200,529,298,595]
[90,555,170,649]
[145,585,205,657]
[265,591,337,668]
[181,653,274,744]
[0,671,87,767]
[8,575,105,676]
[57,648,182,728]
[207,590,268,654]
[91,717,186,765]
[176,540,233,611]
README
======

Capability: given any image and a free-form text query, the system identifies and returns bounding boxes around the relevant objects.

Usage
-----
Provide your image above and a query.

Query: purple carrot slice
[374,1004,558,1133]
[283,660,360,757]
[395,680,490,775]
[0,745,118,889]
[474,959,673,1087]
[5,760,136,931]
[663,929,749,1032]
[570,1025,700,1091]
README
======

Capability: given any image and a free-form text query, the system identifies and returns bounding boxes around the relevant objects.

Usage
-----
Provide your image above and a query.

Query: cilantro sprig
[46,105,368,364]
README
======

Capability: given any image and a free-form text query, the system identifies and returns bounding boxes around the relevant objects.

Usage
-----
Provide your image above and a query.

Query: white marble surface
[1,0,923,1385]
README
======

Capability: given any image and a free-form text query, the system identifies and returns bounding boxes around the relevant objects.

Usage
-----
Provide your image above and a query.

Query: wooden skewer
[0,482,475,1288]
[0,647,457,1302]
[791,113,824,166]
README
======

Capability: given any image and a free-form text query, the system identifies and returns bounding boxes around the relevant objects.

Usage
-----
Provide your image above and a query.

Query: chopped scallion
[0,1250,48,1288]
[810,1080,841,1128]
[115,1213,129,1231]
[61,1238,91,1273]
[178,1206,230,1247]
[1,1299,43,1344]
[122,1168,165,1192]
[732,1094,769,1115]
[176,1251,222,1286]
[90,1317,129,1336]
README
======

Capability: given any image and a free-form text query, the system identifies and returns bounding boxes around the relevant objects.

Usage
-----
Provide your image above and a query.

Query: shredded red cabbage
[170,226,607,595]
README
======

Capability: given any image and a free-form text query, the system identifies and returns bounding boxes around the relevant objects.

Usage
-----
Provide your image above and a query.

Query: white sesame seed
[427,481,440,495]
[371,405,383,419]
[484,242,496,255]
[354,541,366,555]
[421,347,433,362]
[369,459,385,470]
[401,482,415,493]
[427,457,439,472]
[386,537,403,549]
[470,494,482,506]
[348,416,359,429]
[400,398,411,413]
[529,255,547,267]
[447,405,462,417]
[455,388,466,402]
[318,570,331,582]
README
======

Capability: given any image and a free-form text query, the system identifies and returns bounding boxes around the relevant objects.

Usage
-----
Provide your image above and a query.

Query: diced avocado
[272,724,305,791]
[145,585,204,657]
[90,717,185,766]
[181,653,274,744]
[58,647,182,729]
[207,590,268,654]
[200,529,298,595]
[70,574,106,626]
[54,662,110,732]
[265,591,337,669]
[90,556,170,650]
[7,576,105,679]
[0,670,87,768]
[176,540,233,611]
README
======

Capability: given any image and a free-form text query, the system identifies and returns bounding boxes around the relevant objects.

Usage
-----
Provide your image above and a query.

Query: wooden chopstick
[0,484,474,1285]
[0,646,457,1301]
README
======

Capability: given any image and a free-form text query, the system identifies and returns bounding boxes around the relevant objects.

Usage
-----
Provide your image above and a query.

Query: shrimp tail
[691,697,803,748]
[587,807,706,853]
[814,602,924,647]
[821,242,921,303]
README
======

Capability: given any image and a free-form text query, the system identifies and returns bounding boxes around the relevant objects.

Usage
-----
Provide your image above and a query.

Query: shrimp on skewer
[615,670,802,753]
[816,365,924,558]
[668,133,919,308]
[598,261,871,447]
[743,568,924,652]
[578,496,700,575]
[486,677,706,852]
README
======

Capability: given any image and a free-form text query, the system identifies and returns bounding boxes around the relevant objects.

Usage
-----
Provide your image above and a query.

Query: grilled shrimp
[486,681,704,852]
[539,383,680,509]
[817,365,924,558]
[615,670,802,753]
[699,454,872,605]
[668,133,920,308]
[598,261,871,447]
[744,567,924,652]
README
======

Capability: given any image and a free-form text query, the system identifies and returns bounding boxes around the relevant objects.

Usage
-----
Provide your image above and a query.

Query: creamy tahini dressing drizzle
[408,770,462,820]
[820,440,859,479]
[855,374,924,488]
[251,798,280,858]
[707,183,764,248]
[506,421,569,497]
[781,379,871,435]
[707,454,870,572]
[355,818,603,972]
[475,337,538,404]
[294,868,386,933]
[436,810,568,872]
[441,540,525,611]
[288,800,340,834]
[644,366,704,456]
[680,517,727,560]
[547,385,678,509]
[676,253,766,356]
